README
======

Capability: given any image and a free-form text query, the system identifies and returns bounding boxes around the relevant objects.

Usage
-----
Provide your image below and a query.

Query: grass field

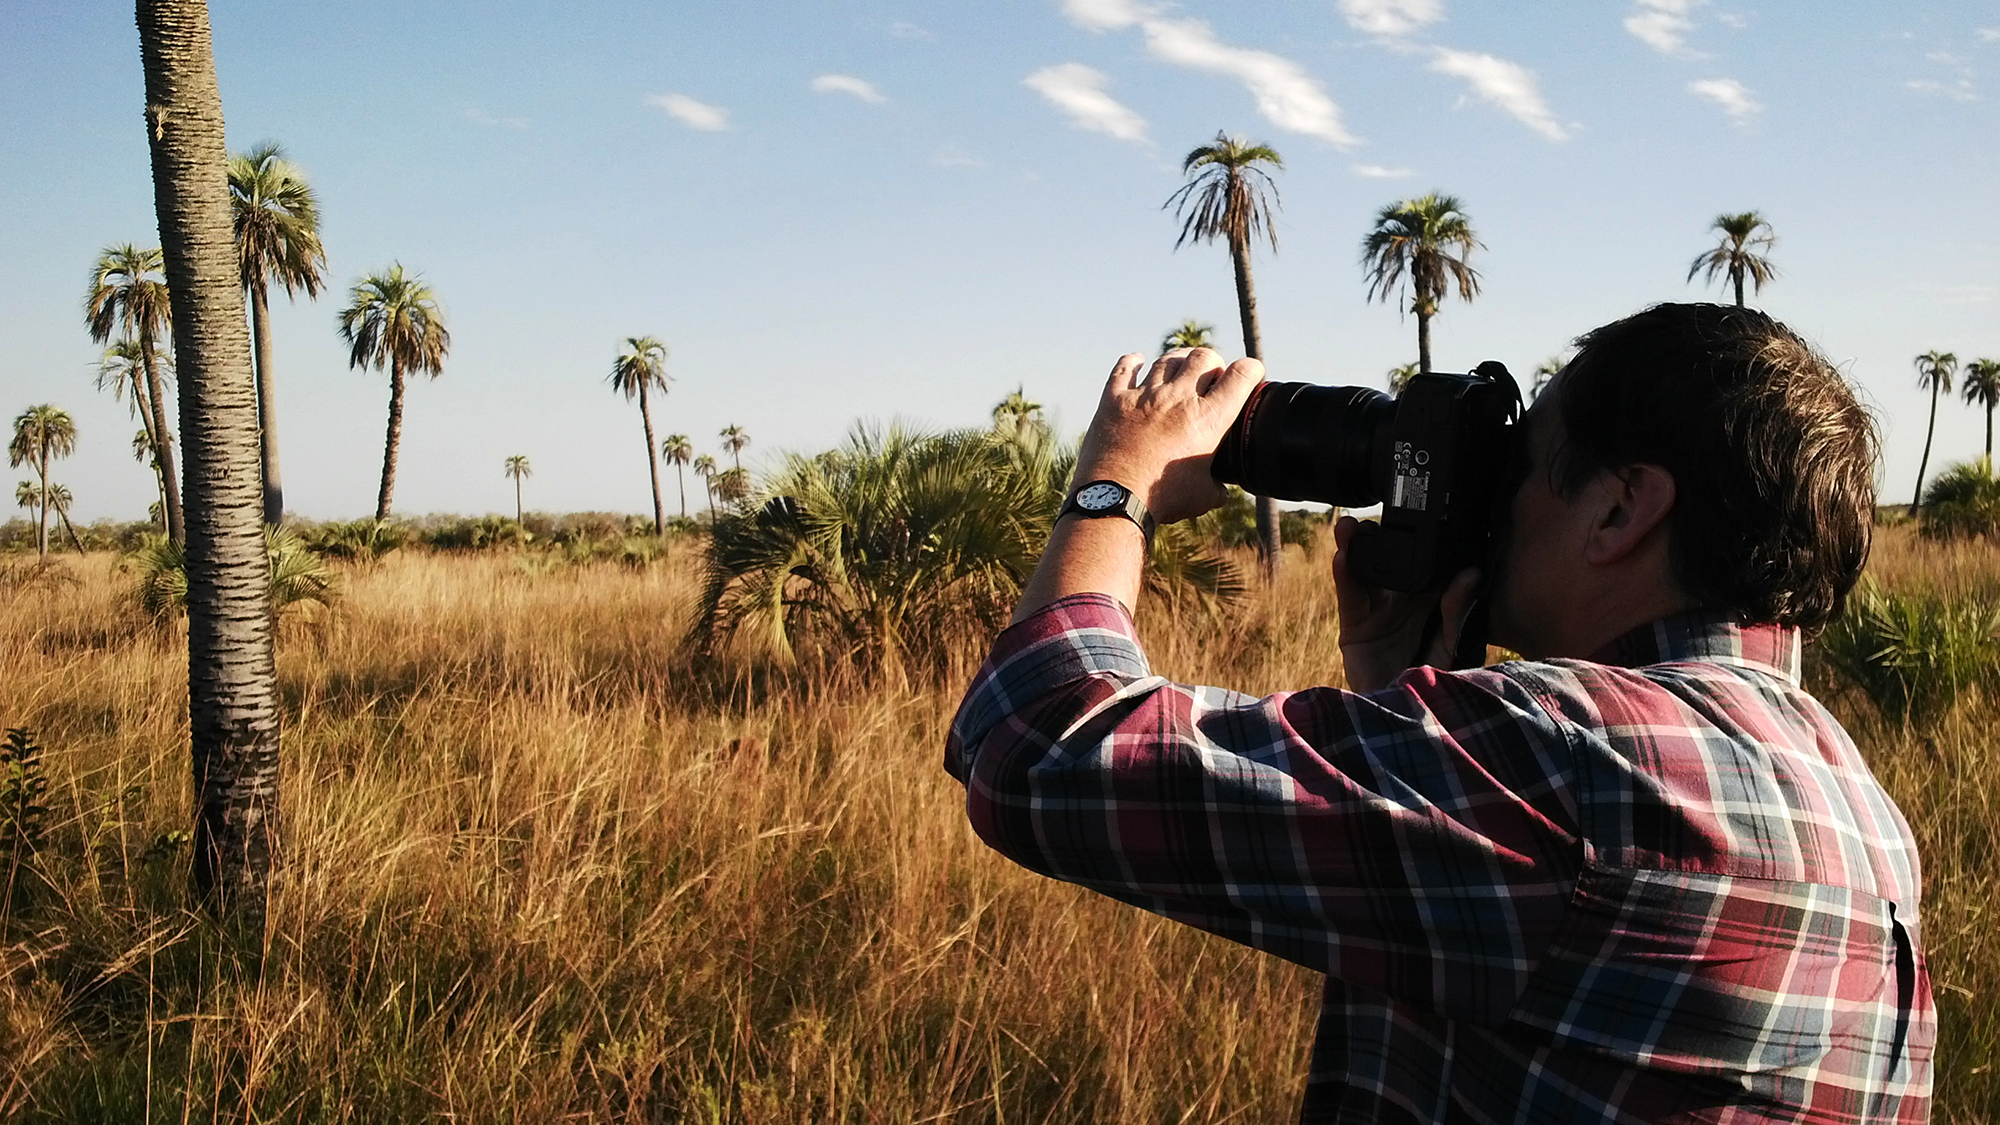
[1,527,1993,1122]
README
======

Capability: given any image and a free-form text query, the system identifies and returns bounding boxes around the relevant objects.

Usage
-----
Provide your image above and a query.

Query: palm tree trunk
[138,0,283,938]
[140,332,185,543]
[57,505,85,553]
[514,477,523,524]
[250,280,284,527]
[676,463,687,518]
[128,368,169,530]
[1913,380,1940,513]
[638,380,664,536]
[36,446,50,558]
[1416,307,1433,375]
[1733,270,1745,308]
[1986,403,1993,462]
[377,357,405,520]
[1227,231,1281,579]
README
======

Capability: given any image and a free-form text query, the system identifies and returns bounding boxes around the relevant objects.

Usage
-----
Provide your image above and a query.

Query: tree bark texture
[377,359,404,520]
[140,333,185,542]
[1417,308,1433,375]
[514,477,523,524]
[1228,231,1281,579]
[136,0,282,936]
[639,380,663,535]
[675,464,687,518]
[1913,381,1939,513]
[1733,270,1745,308]
[250,281,284,526]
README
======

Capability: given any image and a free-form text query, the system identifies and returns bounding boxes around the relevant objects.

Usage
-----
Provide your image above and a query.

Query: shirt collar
[1585,609,1802,684]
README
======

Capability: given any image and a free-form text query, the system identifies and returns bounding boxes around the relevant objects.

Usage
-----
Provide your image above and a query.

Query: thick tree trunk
[638,380,663,536]
[1417,307,1433,375]
[140,333,185,542]
[1912,381,1939,513]
[377,359,405,520]
[137,0,282,938]
[1228,232,1280,579]
[250,280,284,526]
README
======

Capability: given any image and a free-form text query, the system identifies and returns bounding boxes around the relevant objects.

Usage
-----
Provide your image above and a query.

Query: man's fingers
[1164,346,1223,384]
[1103,353,1147,399]
[1200,356,1265,399]
[1430,568,1483,664]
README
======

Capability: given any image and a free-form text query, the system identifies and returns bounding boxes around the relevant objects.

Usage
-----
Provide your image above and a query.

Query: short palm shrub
[420,515,528,551]
[691,426,1241,674]
[301,517,408,562]
[1918,458,2000,541]
[126,526,337,619]
[1815,581,2000,728]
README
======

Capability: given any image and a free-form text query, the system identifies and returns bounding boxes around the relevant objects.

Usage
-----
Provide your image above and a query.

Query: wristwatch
[1059,479,1156,540]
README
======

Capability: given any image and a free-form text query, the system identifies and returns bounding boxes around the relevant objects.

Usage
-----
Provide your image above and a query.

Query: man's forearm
[1012,514,1148,624]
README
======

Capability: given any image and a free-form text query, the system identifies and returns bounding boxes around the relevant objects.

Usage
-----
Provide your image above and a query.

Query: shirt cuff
[946,592,1152,775]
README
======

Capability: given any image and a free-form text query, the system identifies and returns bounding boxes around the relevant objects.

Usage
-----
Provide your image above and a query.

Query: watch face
[1076,482,1127,511]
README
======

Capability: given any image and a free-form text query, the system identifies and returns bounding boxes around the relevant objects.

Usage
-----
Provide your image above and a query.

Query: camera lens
[1211,382,1394,507]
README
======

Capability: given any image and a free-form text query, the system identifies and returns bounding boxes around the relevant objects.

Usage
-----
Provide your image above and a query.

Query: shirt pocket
[1504,861,1901,1080]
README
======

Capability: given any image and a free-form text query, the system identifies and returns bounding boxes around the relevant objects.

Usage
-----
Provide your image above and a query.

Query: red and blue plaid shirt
[946,594,1933,1123]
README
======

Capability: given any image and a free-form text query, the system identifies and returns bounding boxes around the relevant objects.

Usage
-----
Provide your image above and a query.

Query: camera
[1210,362,1524,596]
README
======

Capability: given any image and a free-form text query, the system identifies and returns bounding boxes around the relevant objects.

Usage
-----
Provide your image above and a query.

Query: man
[945,304,1932,1122]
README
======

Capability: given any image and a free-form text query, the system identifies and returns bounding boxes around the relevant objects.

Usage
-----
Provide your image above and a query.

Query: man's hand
[1074,349,1265,524]
[1333,515,1483,692]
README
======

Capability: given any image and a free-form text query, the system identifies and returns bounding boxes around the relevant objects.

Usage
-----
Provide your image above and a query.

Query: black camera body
[1211,362,1523,594]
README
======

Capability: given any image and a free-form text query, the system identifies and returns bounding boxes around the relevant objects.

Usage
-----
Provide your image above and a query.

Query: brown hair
[1550,302,1876,630]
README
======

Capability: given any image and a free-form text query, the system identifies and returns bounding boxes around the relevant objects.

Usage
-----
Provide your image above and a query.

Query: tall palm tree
[1962,358,2000,460]
[662,434,693,518]
[138,0,283,931]
[86,243,184,542]
[992,387,1045,440]
[1166,131,1284,574]
[694,453,719,518]
[1688,211,1778,307]
[98,339,174,525]
[608,336,671,535]
[1911,350,1959,513]
[230,141,327,527]
[337,264,450,520]
[1361,192,1483,376]
[720,423,750,474]
[8,406,77,558]
[1161,319,1214,353]
[504,455,531,523]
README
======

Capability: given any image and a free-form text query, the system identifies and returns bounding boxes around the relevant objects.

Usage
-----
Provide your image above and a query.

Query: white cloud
[1688,77,1760,123]
[1053,3,1357,146]
[463,106,529,130]
[889,21,933,40]
[1061,0,1149,32]
[1624,0,1700,56]
[1023,64,1150,143]
[1428,48,1569,140]
[932,147,986,168]
[1351,163,1414,178]
[1338,0,1443,37]
[1140,18,1360,145]
[812,74,887,103]
[646,92,729,131]
[1908,50,1980,102]
[1979,27,2000,43]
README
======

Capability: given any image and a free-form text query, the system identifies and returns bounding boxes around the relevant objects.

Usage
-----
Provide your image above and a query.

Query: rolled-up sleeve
[945,593,1587,1022]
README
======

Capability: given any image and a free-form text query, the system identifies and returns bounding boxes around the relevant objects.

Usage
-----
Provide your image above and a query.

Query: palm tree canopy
[85,244,173,346]
[229,141,327,299]
[1916,350,1959,395]
[338,264,450,376]
[992,388,1044,428]
[608,335,670,400]
[10,405,78,468]
[1165,132,1283,254]
[1161,319,1215,352]
[1360,192,1483,316]
[694,454,718,476]
[504,454,532,480]
[1686,211,1779,293]
[15,481,37,510]
[1961,358,2000,407]
[96,339,173,405]
[134,428,156,462]
[720,424,750,454]
[663,434,694,465]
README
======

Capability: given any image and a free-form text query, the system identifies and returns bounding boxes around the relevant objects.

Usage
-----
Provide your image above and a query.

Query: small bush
[1919,458,2000,541]
[420,515,528,552]
[1814,581,2000,727]
[302,518,409,563]
[125,527,338,619]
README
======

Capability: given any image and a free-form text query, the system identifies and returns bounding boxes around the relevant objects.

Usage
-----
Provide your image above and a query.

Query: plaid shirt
[946,594,1933,1123]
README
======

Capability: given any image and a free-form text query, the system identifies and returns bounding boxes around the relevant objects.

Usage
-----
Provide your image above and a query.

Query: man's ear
[1581,464,1676,566]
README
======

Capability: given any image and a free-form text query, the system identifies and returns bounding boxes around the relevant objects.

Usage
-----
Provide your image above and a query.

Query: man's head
[1490,302,1877,658]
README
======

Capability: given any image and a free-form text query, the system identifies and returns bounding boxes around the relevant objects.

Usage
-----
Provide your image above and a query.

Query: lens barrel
[1210,382,1395,507]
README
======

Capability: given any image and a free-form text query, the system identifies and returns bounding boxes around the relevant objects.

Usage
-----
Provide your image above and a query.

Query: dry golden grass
[0,528,1992,1121]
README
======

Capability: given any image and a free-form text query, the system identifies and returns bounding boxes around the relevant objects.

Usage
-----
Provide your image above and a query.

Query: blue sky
[3,0,1996,520]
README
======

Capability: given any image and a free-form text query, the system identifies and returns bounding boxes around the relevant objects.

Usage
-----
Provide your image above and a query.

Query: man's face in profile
[1487,381,1576,659]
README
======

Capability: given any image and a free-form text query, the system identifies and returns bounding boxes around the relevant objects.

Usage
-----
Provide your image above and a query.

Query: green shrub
[125,527,337,619]
[1919,458,2000,541]
[420,515,527,552]
[1814,581,2000,728]
[302,518,409,562]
